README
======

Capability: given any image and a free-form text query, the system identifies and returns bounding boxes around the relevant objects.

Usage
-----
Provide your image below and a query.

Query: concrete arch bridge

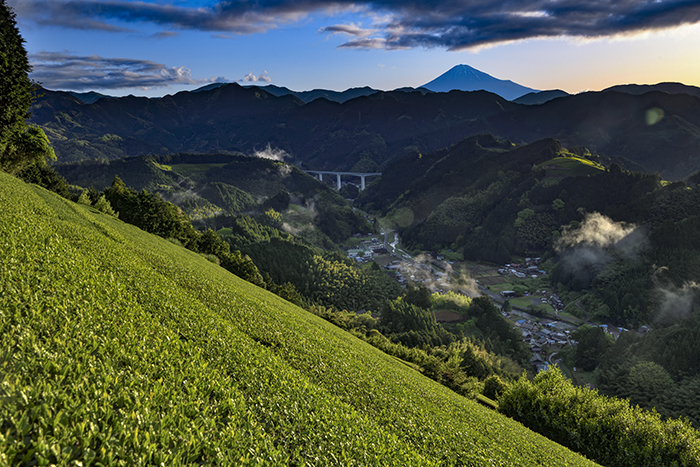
[305,171,381,190]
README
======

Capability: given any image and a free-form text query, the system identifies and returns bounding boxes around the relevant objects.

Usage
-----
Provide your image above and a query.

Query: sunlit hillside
[0,172,597,465]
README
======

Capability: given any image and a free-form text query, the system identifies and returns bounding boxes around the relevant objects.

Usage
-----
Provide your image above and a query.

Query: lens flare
[645,107,664,125]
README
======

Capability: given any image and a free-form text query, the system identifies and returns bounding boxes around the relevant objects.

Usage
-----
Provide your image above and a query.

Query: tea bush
[0,173,596,466]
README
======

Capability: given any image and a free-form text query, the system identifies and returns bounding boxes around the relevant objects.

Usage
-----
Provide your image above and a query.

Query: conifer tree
[0,0,55,173]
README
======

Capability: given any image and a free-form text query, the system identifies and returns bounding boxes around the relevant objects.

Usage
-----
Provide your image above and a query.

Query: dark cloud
[11,0,333,34]
[29,51,223,90]
[151,30,179,39]
[11,0,700,50]
[318,22,376,37]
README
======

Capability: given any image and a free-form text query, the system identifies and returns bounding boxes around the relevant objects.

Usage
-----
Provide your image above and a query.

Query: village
[342,231,637,377]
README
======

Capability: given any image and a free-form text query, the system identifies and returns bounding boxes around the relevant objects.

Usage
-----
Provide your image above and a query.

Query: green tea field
[0,172,597,466]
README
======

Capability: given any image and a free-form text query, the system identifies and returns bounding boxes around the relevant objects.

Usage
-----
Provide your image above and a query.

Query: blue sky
[9,0,700,97]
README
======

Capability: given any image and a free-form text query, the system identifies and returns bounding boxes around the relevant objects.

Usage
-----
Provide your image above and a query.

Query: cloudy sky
[9,0,700,97]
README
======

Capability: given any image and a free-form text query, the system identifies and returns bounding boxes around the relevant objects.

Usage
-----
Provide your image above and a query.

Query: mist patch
[555,212,648,289]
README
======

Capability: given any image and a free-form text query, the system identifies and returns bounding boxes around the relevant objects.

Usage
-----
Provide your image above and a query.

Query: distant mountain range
[513,90,570,105]
[602,82,700,99]
[67,90,111,104]
[192,83,382,104]
[33,65,700,181]
[61,65,700,107]
[64,64,542,104]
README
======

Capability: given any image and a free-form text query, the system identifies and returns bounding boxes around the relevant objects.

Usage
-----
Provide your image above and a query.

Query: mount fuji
[422,64,539,101]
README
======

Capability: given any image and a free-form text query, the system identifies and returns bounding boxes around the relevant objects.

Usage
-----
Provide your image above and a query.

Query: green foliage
[305,254,401,312]
[200,181,257,213]
[572,325,613,371]
[502,299,512,313]
[432,291,473,310]
[104,176,201,251]
[0,0,34,171]
[93,195,117,216]
[404,284,432,309]
[260,207,283,229]
[76,189,91,205]
[514,208,535,227]
[598,310,700,427]
[627,361,673,401]
[0,172,596,466]
[483,375,509,400]
[220,250,265,288]
[338,183,360,199]
[55,153,371,245]
[1,125,56,174]
[443,296,530,363]
[198,228,230,258]
[314,190,371,243]
[0,4,55,174]
[499,367,700,466]
[381,297,440,337]
[307,296,521,398]
[262,189,290,212]
[16,162,72,199]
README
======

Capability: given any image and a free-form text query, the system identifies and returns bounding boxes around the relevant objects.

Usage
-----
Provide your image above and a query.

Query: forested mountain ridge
[602,82,700,99]
[352,132,700,428]
[54,152,370,245]
[358,134,700,326]
[54,133,700,332]
[494,90,700,179]
[31,82,700,180]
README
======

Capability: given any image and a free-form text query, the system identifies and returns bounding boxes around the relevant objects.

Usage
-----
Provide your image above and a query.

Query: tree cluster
[499,367,700,467]
[597,309,700,427]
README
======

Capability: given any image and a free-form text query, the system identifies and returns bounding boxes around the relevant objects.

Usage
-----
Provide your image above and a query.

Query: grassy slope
[0,173,597,466]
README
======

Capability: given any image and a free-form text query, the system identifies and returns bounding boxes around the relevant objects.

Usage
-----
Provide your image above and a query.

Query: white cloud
[239,71,271,83]
[29,51,224,91]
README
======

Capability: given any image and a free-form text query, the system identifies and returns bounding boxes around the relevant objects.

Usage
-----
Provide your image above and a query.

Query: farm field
[533,155,605,183]
[0,173,597,466]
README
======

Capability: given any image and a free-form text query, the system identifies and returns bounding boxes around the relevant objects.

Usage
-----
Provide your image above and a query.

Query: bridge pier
[304,170,382,191]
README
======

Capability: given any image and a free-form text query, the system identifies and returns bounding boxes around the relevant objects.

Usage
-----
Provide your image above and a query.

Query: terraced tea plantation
[0,172,598,465]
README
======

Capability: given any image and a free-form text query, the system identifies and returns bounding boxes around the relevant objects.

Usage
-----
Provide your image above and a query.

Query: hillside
[358,134,700,322]
[493,90,700,180]
[513,90,570,105]
[0,172,597,465]
[54,153,370,245]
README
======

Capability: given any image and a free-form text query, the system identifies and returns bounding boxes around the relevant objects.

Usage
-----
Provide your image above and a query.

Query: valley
[3,8,700,462]
[48,139,700,430]
[346,229,626,383]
